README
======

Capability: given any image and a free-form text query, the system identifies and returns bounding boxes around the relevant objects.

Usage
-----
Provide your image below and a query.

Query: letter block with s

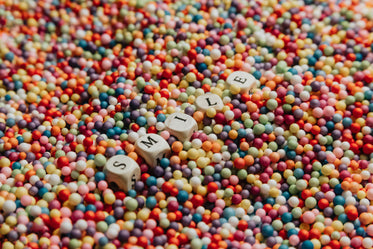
[104,155,141,192]
[135,134,171,167]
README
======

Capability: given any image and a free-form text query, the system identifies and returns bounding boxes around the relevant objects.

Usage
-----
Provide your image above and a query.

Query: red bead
[58,189,70,202]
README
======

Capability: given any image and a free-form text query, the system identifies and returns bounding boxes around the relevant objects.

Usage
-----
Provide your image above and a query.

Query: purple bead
[118,230,130,242]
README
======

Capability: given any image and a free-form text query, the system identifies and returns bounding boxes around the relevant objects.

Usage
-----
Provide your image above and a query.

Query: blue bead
[338,214,347,223]
[114,127,122,135]
[192,213,202,223]
[253,202,263,210]
[38,187,48,197]
[43,130,51,137]
[95,172,106,182]
[334,184,343,195]
[6,118,15,127]
[116,150,125,155]
[76,204,86,212]
[98,237,108,246]
[356,227,366,237]
[223,207,235,219]
[107,129,115,138]
[12,162,21,170]
[279,245,289,249]
[128,189,137,197]
[146,197,157,208]
[213,173,221,181]
[146,176,157,186]
[301,240,314,249]
[177,190,189,203]
[136,116,147,126]
[160,158,170,168]
[333,196,345,206]
[364,90,373,100]
[5,52,14,61]
[253,70,261,79]
[5,95,11,101]
[41,207,50,214]
[281,213,293,223]
[294,168,304,179]
[342,117,352,127]
[105,215,116,225]
[86,204,96,212]
[262,225,274,237]
[287,228,298,237]
[157,114,166,122]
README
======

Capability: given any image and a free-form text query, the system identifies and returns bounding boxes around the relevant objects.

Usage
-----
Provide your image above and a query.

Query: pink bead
[143,229,154,240]
[81,244,92,249]
[255,209,266,218]
[85,168,95,177]
[215,199,225,209]
[21,195,32,206]
[87,182,96,191]
[367,225,373,236]
[289,235,300,246]
[323,106,335,117]
[101,33,111,45]
[302,211,315,224]
[146,219,157,229]
[160,131,170,140]
[351,237,362,248]
[98,181,108,191]
[60,207,72,218]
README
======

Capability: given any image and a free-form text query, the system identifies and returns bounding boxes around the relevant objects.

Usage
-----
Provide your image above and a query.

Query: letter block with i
[164,112,198,142]
[135,134,171,167]
[104,155,141,192]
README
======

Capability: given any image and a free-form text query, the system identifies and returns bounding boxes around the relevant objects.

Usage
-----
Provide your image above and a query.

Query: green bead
[253,124,265,135]
[221,168,231,179]
[266,99,278,110]
[94,154,106,167]
[191,238,203,249]
[96,221,108,232]
[291,207,302,219]
[334,205,345,216]
[305,197,317,208]
[276,61,287,73]
[237,169,247,180]
[272,220,283,231]
[69,239,82,249]
[244,119,253,128]
[125,198,138,211]
[296,179,307,191]
[259,115,268,124]
[204,166,215,175]
[160,218,170,229]
[224,188,234,198]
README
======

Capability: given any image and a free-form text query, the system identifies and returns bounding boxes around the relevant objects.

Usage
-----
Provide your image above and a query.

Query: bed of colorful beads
[1,0,373,249]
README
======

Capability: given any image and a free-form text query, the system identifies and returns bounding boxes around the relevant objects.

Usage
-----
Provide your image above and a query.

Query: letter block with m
[135,134,171,167]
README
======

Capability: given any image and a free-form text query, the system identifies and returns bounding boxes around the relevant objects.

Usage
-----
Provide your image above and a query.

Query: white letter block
[195,93,224,112]
[135,134,171,167]
[164,112,198,142]
[104,155,140,192]
[226,71,257,94]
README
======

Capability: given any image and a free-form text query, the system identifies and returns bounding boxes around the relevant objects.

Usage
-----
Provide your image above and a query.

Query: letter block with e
[135,134,171,167]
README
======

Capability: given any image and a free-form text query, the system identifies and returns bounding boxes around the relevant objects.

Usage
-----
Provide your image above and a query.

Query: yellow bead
[2,242,14,249]
[230,84,241,95]
[206,108,216,118]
